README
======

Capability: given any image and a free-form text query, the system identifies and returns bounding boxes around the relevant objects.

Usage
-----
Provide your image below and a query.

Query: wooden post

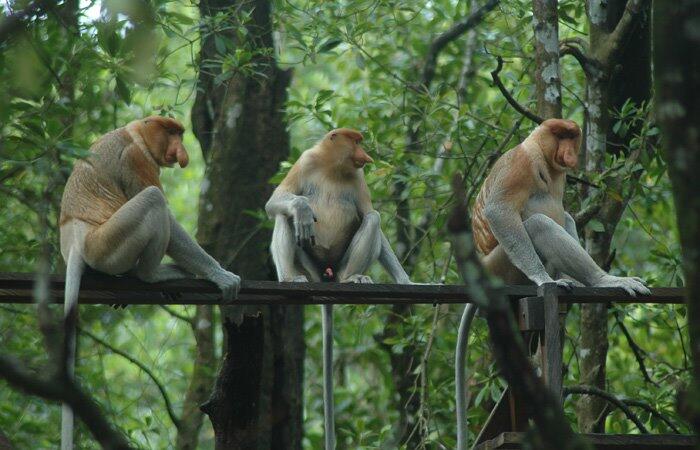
[540,283,563,402]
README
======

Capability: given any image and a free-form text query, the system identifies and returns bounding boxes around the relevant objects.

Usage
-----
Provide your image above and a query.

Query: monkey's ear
[330,132,337,141]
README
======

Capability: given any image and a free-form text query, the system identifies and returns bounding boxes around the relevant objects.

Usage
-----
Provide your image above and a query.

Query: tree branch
[574,202,602,230]
[612,311,659,387]
[564,385,648,433]
[604,0,648,64]
[0,356,132,449]
[421,0,499,87]
[160,305,195,325]
[623,398,682,434]
[80,328,182,430]
[490,56,543,124]
[560,38,592,74]
[0,0,54,46]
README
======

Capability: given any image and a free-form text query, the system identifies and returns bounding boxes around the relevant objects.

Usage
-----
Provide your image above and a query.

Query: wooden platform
[0,273,686,306]
[474,432,696,450]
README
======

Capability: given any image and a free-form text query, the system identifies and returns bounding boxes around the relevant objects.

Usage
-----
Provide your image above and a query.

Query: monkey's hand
[592,274,650,297]
[549,278,577,291]
[291,197,317,247]
[210,269,241,302]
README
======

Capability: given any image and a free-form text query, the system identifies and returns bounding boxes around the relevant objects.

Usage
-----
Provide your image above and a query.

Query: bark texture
[576,0,650,433]
[653,0,700,433]
[191,0,303,448]
[175,306,216,450]
[532,0,562,119]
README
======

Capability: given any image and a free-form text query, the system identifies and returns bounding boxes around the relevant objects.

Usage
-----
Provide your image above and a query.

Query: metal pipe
[322,304,336,450]
[456,304,478,450]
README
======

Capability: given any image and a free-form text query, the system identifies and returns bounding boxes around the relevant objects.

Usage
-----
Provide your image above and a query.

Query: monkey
[265,128,413,449]
[58,116,240,449]
[471,118,649,296]
[265,128,411,285]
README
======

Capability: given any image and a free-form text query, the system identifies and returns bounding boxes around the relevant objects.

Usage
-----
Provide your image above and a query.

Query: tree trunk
[577,0,650,433]
[532,0,562,119]
[176,306,216,450]
[191,0,303,448]
[653,0,700,432]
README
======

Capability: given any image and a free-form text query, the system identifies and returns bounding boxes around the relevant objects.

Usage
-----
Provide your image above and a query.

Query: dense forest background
[0,0,692,448]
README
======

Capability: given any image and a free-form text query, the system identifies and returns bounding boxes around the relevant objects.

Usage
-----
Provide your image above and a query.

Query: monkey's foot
[593,274,650,296]
[341,274,373,283]
[286,275,309,282]
[551,278,576,291]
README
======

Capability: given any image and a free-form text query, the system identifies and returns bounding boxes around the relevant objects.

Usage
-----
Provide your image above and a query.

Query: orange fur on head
[322,128,373,170]
[140,116,189,168]
[539,119,581,170]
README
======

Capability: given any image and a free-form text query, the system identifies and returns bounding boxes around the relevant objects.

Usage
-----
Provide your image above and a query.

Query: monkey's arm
[265,163,317,246]
[378,232,411,284]
[166,214,241,300]
[356,178,412,284]
[483,167,560,287]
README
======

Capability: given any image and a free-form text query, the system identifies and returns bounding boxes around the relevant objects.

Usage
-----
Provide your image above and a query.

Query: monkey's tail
[61,249,84,450]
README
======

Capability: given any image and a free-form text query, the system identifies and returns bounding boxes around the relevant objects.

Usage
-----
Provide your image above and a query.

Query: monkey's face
[142,117,190,168]
[540,119,581,171]
[327,129,373,170]
[163,133,189,168]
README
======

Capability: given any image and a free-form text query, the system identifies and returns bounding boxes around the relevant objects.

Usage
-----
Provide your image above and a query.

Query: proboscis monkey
[265,128,413,450]
[471,118,649,295]
[59,116,240,449]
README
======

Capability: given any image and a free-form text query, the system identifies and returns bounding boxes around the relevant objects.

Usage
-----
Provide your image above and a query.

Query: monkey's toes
[342,274,374,283]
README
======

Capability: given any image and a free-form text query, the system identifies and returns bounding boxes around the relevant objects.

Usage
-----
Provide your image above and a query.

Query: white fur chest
[302,175,361,264]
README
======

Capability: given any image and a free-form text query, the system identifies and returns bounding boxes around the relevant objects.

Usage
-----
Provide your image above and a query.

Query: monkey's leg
[84,186,183,282]
[524,214,649,295]
[271,215,319,282]
[336,211,382,283]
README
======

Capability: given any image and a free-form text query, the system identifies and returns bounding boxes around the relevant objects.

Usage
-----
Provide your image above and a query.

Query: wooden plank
[0,273,687,306]
[518,296,544,331]
[474,432,696,450]
[540,283,563,402]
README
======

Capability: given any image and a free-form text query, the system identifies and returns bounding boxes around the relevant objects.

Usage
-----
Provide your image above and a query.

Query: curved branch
[603,0,649,64]
[564,385,648,433]
[490,56,543,124]
[0,355,133,449]
[612,311,659,387]
[421,0,500,87]
[574,202,602,230]
[623,398,682,434]
[560,38,592,74]
[80,328,182,430]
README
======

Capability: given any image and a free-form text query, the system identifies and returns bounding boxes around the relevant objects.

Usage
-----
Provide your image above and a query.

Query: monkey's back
[60,130,130,227]
[472,177,498,256]
[471,148,522,256]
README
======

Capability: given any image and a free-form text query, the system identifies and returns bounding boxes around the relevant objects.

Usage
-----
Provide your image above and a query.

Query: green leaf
[355,52,365,70]
[318,38,342,53]
[215,34,227,55]
[115,77,131,104]
[588,219,605,232]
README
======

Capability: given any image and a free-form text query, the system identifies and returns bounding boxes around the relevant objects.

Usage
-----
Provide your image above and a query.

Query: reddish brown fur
[472,146,532,255]
[471,120,581,256]
[60,116,186,227]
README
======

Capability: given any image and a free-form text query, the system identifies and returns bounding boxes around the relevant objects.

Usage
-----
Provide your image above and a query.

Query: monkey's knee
[363,210,381,228]
[523,213,560,236]
[138,186,167,210]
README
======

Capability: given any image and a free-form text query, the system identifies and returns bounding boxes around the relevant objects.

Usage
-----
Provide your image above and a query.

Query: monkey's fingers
[552,278,575,292]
